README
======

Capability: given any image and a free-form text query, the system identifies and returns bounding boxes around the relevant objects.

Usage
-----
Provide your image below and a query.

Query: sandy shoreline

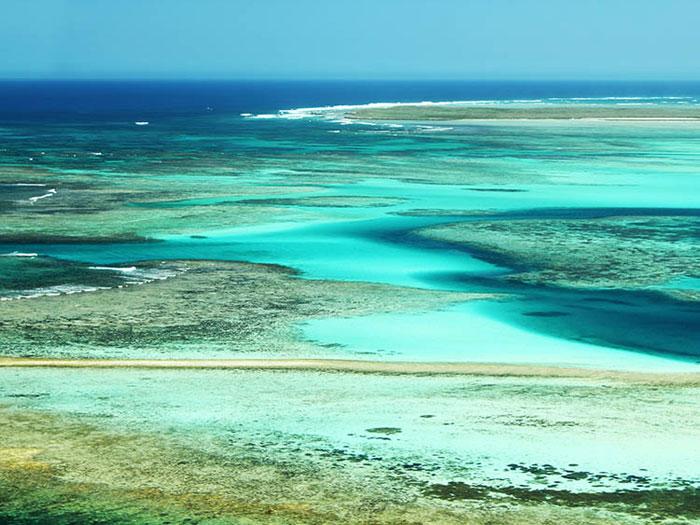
[1,357,698,385]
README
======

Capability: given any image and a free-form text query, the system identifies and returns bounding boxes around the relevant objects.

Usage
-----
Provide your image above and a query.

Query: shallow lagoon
[303,300,699,371]
[3,116,700,368]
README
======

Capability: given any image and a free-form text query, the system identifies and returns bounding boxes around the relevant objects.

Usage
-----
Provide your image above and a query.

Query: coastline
[2,357,698,385]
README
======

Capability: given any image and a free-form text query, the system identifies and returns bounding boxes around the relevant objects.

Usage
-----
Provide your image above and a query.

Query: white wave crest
[89,266,138,273]
[29,188,56,203]
[243,95,699,123]
[0,265,181,301]
[1,252,38,257]
[0,284,110,301]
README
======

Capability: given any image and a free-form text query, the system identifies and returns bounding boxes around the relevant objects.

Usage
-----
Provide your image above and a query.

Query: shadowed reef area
[418,215,700,295]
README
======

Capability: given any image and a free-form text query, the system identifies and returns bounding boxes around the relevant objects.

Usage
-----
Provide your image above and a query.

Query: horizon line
[2,77,700,83]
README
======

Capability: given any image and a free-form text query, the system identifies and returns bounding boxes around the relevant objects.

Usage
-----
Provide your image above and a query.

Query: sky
[1,0,699,80]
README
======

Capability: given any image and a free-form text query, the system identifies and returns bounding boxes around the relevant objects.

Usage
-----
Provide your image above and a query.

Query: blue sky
[1,0,699,79]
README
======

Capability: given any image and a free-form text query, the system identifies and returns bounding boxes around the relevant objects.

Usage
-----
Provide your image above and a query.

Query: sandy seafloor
[0,82,699,523]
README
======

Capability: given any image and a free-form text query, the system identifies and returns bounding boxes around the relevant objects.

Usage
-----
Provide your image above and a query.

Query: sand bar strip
[1,357,698,385]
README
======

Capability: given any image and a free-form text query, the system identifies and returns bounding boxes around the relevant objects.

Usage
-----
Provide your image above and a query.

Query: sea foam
[28,188,56,203]
[242,96,700,124]
[1,252,38,258]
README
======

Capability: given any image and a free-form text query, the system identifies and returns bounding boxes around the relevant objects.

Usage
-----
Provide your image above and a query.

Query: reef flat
[419,216,700,292]
[0,259,485,359]
[0,166,318,243]
[347,104,700,121]
[1,367,698,524]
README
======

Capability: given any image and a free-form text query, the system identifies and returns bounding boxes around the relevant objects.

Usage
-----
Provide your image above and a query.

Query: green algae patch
[365,427,402,435]
[425,481,700,521]
[419,216,700,291]
[0,411,341,524]
[0,453,333,525]
[0,259,485,359]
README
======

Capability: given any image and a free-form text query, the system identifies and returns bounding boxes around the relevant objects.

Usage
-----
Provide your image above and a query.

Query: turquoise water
[1,82,699,370]
[303,302,698,371]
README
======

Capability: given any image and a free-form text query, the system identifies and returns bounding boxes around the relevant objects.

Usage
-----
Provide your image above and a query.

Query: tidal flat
[1,368,699,524]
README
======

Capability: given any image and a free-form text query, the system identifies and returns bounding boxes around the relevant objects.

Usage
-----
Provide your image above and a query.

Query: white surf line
[89,266,138,272]
[28,188,56,203]
[0,284,111,302]
[242,96,700,122]
[1,252,38,257]
[0,266,181,302]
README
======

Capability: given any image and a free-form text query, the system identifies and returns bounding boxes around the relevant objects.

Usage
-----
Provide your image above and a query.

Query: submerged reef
[419,216,700,292]
[236,195,405,207]
[0,164,320,243]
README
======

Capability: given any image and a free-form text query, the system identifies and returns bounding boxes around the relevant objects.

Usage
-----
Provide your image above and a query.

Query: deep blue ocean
[3,79,700,115]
